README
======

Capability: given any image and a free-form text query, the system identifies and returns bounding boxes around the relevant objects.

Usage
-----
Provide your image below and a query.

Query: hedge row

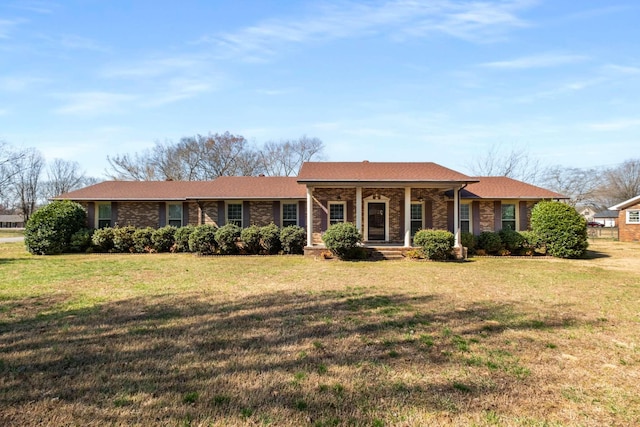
[81,223,306,255]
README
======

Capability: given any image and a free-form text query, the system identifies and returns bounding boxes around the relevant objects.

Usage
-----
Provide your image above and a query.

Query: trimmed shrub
[519,230,544,255]
[260,223,281,255]
[92,227,115,252]
[133,227,154,253]
[215,223,241,254]
[112,225,137,253]
[499,229,525,254]
[70,228,93,253]
[477,231,502,255]
[188,224,218,255]
[322,222,362,260]
[413,229,454,261]
[174,225,196,252]
[461,232,476,255]
[280,225,306,255]
[152,225,177,253]
[24,200,87,255]
[241,225,262,254]
[531,201,588,258]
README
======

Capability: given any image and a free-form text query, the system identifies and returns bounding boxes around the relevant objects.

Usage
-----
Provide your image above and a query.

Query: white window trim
[328,201,347,226]
[460,202,472,234]
[96,202,111,229]
[627,209,640,224]
[410,201,424,235]
[281,201,299,227]
[167,202,183,227]
[226,201,243,226]
[363,195,390,242]
[501,201,519,231]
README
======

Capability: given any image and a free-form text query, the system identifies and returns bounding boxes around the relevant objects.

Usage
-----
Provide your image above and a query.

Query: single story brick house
[54,161,566,252]
[0,214,25,228]
[609,195,640,242]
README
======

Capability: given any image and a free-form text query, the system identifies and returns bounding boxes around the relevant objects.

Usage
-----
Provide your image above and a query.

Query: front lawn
[0,241,639,426]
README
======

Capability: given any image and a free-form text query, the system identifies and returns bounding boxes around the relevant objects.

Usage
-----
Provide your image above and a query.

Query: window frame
[328,201,346,226]
[410,202,424,236]
[281,202,298,228]
[627,209,640,224]
[167,203,183,228]
[96,203,112,229]
[501,202,517,231]
[460,203,471,234]
[226,202,243,227]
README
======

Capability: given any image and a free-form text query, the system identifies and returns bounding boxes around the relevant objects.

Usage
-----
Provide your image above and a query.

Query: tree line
[0,134,325,219]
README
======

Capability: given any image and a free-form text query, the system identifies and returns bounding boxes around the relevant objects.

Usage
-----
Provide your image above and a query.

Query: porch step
[368,249,406,261]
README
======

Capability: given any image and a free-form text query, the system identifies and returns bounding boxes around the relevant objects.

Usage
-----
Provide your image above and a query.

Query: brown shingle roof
[53,177,305,201]
[297,161,476,183]
[202,176,306,199]
[458,177,567,200]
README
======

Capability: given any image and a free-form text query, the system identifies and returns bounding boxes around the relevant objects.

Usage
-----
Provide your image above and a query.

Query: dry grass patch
[0,241,639,426]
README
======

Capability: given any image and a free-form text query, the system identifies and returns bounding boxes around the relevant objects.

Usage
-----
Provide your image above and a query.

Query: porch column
[404,187,412,247]
[454,186,461,247]
[356,187,363,234]
[306,186,313,247]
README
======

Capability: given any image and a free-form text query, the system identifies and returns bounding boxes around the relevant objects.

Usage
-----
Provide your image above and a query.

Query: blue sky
[1,0,639,178]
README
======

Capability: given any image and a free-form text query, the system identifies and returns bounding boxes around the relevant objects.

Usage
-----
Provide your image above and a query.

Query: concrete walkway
[0,236,24,243]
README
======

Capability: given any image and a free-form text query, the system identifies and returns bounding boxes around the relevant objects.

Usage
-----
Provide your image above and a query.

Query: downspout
[455,183,468,249]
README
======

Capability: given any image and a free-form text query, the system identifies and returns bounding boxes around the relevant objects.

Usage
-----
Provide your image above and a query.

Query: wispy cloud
[54,92,137,116]
[8,1,57,14]
[202,0,536,61]
[0,75,47,91]
[0,18,26,39]
[480,53,588,69]
[588,118,640,131]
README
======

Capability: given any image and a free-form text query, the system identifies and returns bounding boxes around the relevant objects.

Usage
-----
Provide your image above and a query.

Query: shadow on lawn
[0,290,587,425]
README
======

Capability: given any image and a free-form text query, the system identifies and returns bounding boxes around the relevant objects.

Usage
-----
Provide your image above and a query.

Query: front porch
[304,243,466,260]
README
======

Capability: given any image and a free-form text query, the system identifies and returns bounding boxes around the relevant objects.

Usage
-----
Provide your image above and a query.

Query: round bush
[531,201,588,258]
[260,223,281,255]
[92,227,115,252]
[152,225,177,253]
[174,225,196,252]
[112,225,137,253]
[188,224,218,255]
[413,229,454,261]
[280,225,306,254]
[241,225,262,254]
[322,222,362,260]
[215,223,241,254]
[498,229,525,254]
[24,200,87,255]
[133,227,154,253]
[70,228,93,253]
[519,230,544,255]
[477,231,502,255]
[461,232,476,255]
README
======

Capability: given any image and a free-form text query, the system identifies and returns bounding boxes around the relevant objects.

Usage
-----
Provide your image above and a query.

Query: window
[460,203,471,234]
[282,203,298,227]
[328,201,346,225]
[410,203,423,236]
[501,203,516,231]
[227,203,242,227]
[168,203,183,227]
[627,210,640,224]
[97,203,111,228]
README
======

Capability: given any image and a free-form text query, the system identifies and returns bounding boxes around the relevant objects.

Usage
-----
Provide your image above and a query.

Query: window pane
[411,220,422,236]
[98,219,111,228]
[460,204,470,220]
[329,203,344,225]
[168,204,182,220]
[411,204,422,221]
[282,203,297,227]
[98,204,111,219]
[227,203,242,227]
[629,210,640,223]
[502,204,516,220]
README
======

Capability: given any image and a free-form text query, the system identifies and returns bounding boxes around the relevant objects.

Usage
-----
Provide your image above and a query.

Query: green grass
[0,240,639,426]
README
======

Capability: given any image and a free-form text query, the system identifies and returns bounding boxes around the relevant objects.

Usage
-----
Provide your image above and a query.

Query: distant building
[0,214,25,228]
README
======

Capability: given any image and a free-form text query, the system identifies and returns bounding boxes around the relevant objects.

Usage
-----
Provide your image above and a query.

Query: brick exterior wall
[250,201,276,226]
[618,203,640,242]
[198,201,219,226]
[115,202,161,228]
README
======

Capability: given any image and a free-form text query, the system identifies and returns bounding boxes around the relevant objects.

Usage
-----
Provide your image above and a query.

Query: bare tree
[42,158,88,199]
[599,158,640,206]
[259,136,325,176]
[539,166,601,207]
[106,150,160,181]
[9,148,45,220]
[0,141,27,198]
[466,143,542,183]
